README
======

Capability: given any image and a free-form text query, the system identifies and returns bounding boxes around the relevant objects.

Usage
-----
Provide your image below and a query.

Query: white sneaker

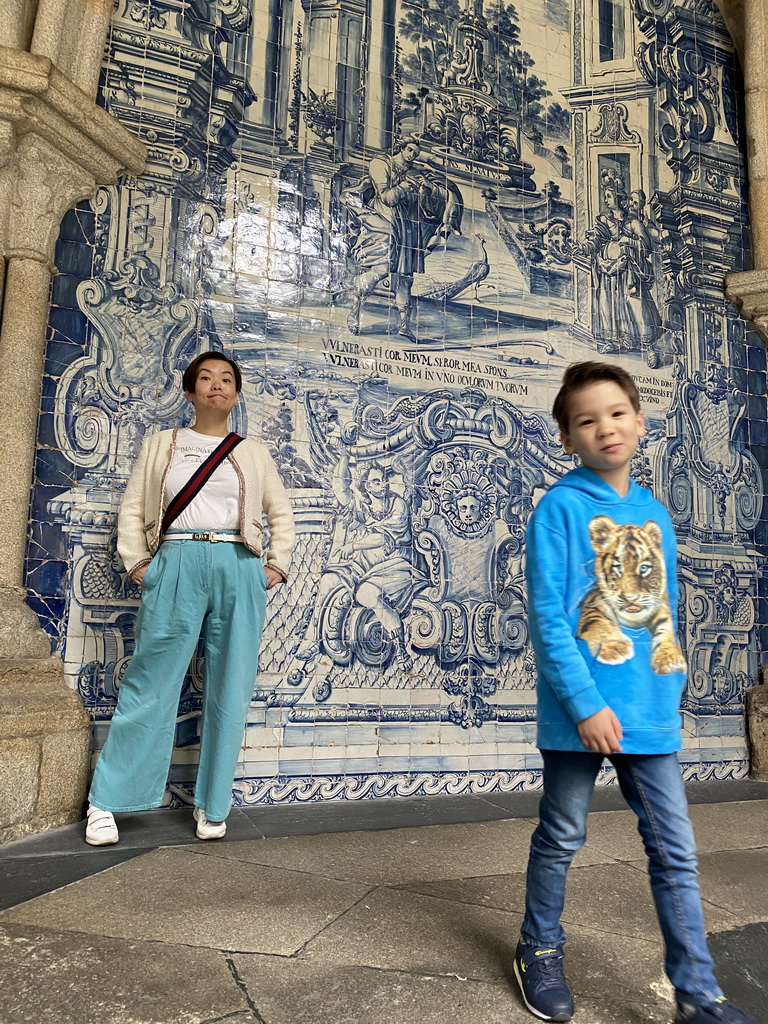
[193,806,226,840]
[85,805,119,846]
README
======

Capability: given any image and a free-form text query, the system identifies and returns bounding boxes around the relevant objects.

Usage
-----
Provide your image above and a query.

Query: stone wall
[20,0,768,816]
[0,0,144,842]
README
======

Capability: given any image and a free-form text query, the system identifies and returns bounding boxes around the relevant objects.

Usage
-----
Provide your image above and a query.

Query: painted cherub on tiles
[417,447,502,605]
[577,516,686,676]
[295,451,426,672]
[582,169,661,353]
[442,473,496,538]
[340,138,463,342]
[713,565,750,626]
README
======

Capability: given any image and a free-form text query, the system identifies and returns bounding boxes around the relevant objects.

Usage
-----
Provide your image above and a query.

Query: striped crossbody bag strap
[161,431,244,534]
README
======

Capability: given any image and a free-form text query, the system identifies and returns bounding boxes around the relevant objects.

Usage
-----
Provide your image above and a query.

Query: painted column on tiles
[32,0,766,809]
[632,0,763,747]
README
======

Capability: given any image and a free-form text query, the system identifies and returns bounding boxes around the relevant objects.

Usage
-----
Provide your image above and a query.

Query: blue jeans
[89,538,267,821]
[521,750,723,1007]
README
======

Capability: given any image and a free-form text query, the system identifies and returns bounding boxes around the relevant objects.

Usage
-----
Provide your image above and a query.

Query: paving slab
[579,809,649,861]
[474,788,549,817]
[708,923,768,1023]
[563,923,671,1013]
[243,793,513,838]
[232,955,523,1024]
[403,860,737,938]
[485,779,768,818]
[301,884,674,1017]
[399,868,529,916]
[204,1016,258,1023]
[685,780,768,806]
[1,846,372,955]
[233,951,678,1024]
[0,921,247,1024]
[559,998,674,1024]
[484,784,639,818]
[185,818,570,884]
[561,860,743,940]
[1,792,765,1024]
[0,849,145,912]
[0,807,263,860]
[694,848,768,922]
[301,886,522,980]
[686,800,768,852]
[580,800,768,865]
[204,1015,259,1023]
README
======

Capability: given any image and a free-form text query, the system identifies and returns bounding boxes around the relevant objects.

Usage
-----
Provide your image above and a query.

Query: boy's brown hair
[182,351,242,393]
[552,361,640,435]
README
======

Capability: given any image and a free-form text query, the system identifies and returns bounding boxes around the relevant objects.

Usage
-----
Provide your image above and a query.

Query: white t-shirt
[164,427,240,531]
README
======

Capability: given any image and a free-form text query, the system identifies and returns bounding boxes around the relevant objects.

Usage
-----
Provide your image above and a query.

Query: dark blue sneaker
[513,941,574,1021]
[675,998,759,1024]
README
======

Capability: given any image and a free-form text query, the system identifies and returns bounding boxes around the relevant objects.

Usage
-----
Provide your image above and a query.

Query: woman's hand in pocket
[264,567,282,590]
[130,564,149,587]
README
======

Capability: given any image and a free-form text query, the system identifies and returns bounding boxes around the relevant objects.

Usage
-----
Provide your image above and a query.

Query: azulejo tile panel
[28,0,767,805]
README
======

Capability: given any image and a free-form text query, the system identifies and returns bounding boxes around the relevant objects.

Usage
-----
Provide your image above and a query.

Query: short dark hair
[182,351,242,393]
[552,361,640,435]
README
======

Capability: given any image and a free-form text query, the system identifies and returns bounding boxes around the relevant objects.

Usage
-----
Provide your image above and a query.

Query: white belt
[163,532,245,543]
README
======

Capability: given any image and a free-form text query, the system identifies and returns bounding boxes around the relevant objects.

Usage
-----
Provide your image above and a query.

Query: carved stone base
[0,591,90,844]
[747,667,768,782]
[724,268,768,345]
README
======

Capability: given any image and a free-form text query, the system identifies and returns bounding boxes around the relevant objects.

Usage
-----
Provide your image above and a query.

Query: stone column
[725,0,768,341]
[748,667,768,781]
[741,0,768,267]
[0,31,145,842]
[0,257,54,593]
[1,1,32,49]
[31,0,113,99]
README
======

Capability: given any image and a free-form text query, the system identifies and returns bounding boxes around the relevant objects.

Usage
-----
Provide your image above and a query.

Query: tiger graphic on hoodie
[577,515,686,675]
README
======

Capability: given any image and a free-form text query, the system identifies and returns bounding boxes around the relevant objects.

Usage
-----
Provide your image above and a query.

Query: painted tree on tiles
[485,1,550,121]
[398,0,462,86]
[398,0,551,129]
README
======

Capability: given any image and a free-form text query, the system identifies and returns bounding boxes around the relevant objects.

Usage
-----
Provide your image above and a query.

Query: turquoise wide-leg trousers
[89,539,267,821]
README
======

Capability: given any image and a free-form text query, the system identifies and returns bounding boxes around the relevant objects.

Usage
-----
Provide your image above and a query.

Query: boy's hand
[577,707,623,755]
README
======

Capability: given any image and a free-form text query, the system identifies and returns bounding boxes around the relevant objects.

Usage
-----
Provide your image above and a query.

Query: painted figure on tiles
[342,138,463,342]
[296,451,424,671]
[584,169,661,352]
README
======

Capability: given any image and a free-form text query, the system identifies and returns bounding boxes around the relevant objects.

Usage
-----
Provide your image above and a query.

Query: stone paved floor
[1,780,767,1024]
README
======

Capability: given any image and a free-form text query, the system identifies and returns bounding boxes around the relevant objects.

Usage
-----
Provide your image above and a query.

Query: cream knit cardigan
[117,427,295,579]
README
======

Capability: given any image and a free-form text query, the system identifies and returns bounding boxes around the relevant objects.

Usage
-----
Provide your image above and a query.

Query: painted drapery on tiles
[28,0,767,806]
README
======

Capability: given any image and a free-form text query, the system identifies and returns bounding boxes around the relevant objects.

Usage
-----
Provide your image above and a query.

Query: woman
[587,176,661,351]
[85,352,295,845]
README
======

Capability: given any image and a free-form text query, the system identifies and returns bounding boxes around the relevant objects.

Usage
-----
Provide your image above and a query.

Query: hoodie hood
[550,466,656,507]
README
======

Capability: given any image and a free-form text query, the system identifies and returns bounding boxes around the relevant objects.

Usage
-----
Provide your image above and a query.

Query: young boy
[515,362,757,1024]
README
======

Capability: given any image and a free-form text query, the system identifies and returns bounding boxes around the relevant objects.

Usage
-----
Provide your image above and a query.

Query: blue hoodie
[526,466,687,754]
